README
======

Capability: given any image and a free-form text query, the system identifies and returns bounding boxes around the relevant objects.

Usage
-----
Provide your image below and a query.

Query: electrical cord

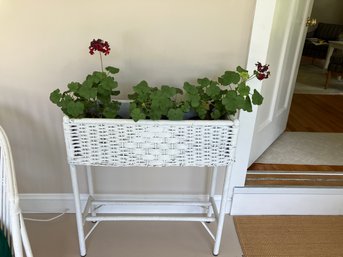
[23,209,69,222]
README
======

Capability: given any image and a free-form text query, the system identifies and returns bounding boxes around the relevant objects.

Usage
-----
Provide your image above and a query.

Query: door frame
[228,0,343,215]
[228,0,276,200]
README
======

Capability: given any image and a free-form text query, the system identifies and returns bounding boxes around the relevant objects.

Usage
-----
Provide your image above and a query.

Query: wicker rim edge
[63,116,239,126]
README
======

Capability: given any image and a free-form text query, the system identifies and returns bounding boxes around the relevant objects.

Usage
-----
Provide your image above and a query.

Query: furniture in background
[325,41,343,89]
[324,41,343,69]
[302,23,343,61]
[0,126,33,257]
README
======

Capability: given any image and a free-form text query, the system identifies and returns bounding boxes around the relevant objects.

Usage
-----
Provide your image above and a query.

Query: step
[246,163,343,187]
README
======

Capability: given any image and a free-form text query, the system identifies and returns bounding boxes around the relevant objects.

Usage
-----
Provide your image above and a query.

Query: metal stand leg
[213,164,233,256]
[207,167,218,218]
[86,166,96,217]
[70,164,87,256]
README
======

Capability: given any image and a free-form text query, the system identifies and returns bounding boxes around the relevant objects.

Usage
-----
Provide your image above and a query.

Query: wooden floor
[286,94,343,132]
[247,94,343,187]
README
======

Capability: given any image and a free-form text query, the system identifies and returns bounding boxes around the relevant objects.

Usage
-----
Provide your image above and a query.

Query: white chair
[0,126,33,257]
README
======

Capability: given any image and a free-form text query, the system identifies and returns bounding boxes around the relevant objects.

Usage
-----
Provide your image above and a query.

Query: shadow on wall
[0,87,71,194]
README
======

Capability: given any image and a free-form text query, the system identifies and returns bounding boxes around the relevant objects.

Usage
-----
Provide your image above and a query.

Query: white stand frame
[69,164,233,256]
[63,116,239,256]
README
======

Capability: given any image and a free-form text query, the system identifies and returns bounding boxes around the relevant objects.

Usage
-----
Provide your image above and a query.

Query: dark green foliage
[182,66,264,120]
[49,66,121,118]
[50,64,267,121]
[128,81,188,122]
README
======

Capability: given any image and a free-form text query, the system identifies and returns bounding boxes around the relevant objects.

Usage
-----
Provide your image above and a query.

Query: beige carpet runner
[256,132,343,166]
[234,216,343,257]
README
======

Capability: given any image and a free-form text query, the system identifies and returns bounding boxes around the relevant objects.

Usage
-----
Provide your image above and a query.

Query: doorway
[246,0,343,187]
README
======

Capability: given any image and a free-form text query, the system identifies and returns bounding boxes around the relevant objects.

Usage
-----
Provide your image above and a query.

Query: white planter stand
[63,116,239,256]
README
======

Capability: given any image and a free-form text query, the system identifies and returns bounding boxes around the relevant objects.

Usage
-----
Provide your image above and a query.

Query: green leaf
[196,104,209,120]
[105,66,120,74]
[206,82,221,98]
[237,83,250,96]
[50,89,62,104]
[197,78,210,87]
[160,85,177,98]
[103,102,120,118]
[129,102,137,111]
[67,82,81,92]
[133,80,151,97]
[240,72,249,81]
[128,92,138,100]
[243,95,252,112]
[167,108,184,120]
[236,66,248,73]
[97,94,110,106]
[180,102,190,113]
[175,88,183,95]
[82,77,95,88]
[252,89,264,105]
[184,82,201,108]
[235,95,246,109]
[211,109,222,120]
[150,108,163,120]
[78,86,97,99]
[236,66,249,81]
[189,94,201,108]
[93,71,106,80]
[222,91,238,113]
[131,108,146,122]
[219,71,241,85]
[183,82,198,95]
[67,101,84,118]
[158,99,173,114]
[101,77,118,91]
[60,95,73,109]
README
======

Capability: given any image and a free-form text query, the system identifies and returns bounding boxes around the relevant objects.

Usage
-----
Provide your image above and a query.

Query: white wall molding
[19,193,230,214]
[231,187,343,215]
[20,188,343,215]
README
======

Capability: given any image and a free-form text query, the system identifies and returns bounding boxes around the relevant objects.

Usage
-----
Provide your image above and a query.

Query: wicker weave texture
[63,117,239,167]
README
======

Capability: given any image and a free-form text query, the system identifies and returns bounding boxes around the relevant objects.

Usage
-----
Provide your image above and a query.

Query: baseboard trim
[231,187,343,215]
[20,187,343,215]
[19,193,229,214]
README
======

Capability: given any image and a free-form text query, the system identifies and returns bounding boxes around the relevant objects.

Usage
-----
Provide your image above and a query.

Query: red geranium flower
[89,39,111,72]
[255,62,270,80]
[89,39,111,56]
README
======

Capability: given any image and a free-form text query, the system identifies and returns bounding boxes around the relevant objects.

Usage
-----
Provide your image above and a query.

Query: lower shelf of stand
[83,197,218,222]
[85,213,216,222]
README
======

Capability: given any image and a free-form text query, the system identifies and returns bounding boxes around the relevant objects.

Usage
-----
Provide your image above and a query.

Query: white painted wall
[0,0,255,195]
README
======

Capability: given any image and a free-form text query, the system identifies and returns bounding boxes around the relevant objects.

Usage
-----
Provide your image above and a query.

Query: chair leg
[325,71,331,89]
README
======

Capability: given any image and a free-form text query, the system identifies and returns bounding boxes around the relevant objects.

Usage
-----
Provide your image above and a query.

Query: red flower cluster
[89,39,111,55]
[255,62,270,80]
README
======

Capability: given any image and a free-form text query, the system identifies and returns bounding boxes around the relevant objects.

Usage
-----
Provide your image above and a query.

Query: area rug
[255,132,343,165]
[234,216,343,257]
[294,64,343,95]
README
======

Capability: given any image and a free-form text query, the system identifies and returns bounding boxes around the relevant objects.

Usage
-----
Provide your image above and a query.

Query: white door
[249,0,314,165]
[228,0,314,196]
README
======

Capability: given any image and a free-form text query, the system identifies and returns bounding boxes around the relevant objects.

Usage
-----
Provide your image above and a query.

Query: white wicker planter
[62,115,240,256]
[63,116,240,167]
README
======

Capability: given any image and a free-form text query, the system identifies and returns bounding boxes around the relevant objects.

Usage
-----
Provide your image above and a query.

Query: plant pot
[63,115,239,167]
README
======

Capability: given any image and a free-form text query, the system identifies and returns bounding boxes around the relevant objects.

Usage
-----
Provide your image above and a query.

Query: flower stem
[99,52,104,72]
